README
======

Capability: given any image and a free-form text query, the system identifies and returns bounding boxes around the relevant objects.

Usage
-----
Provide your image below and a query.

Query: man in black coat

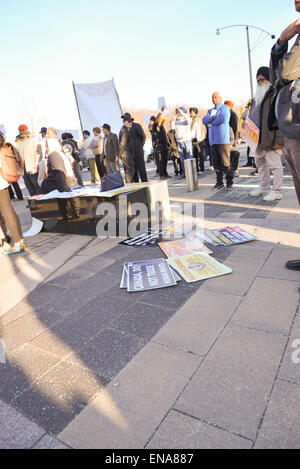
[102,124,119,174]
[120,113,148,183]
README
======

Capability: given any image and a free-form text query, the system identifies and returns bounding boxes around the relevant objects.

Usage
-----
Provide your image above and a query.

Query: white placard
[158,97,167,110]
[73,79,123,134]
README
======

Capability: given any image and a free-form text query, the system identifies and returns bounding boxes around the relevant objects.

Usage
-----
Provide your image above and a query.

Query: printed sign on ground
[168,253,232,283]
[159,238,212,258]
[127,259,177,292]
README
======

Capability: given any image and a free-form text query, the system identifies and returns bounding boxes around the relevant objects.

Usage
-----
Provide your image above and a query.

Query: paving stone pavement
[1,150,300,449]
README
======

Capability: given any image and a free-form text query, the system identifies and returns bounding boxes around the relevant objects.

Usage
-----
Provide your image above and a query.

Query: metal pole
[246,26,254,99]
[72,81,84,133]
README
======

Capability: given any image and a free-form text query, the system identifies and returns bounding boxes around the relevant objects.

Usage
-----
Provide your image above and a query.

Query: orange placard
[240,117,260,153]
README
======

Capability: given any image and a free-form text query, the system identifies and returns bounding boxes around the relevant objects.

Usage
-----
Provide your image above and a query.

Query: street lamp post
[216,25,276,99]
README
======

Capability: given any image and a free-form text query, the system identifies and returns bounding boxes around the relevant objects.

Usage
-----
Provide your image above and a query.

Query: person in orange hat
[15,124,41,196]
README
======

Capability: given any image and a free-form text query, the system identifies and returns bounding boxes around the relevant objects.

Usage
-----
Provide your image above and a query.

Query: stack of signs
[168,253,232,284]
[120,258,181,292]
[159,238,212,258]
[195,226,256,247]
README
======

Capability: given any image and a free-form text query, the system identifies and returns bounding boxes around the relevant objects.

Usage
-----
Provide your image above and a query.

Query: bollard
[184,158,199,192]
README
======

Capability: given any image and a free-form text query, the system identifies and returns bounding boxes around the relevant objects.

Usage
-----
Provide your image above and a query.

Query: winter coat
[16,133,41,174]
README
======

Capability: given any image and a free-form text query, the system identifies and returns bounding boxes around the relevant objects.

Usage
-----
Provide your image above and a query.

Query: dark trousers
[120,154,135,183]
[157,148,168,177]
[211,144,233,185]
[23,171,39,196]
[9,182,23,200]
[132,152,148,183]
[230,150,240,172]
[154,151,160,174]
[0,188,23,243]
[95,154,107,179]
[73,162,84,187]
[192,141,205,172]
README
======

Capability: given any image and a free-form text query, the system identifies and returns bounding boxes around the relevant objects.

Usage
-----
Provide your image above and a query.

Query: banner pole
[72,81,84,133]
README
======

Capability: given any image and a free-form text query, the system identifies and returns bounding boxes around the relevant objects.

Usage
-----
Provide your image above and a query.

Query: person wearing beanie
[270,0,300,271]
[203,92,233,190]
[61,133,84,186]
[248,66,284,201]
[15,125,41,196]
[101,124,119,175]
[171,107,192,178]
[190,107,207,174]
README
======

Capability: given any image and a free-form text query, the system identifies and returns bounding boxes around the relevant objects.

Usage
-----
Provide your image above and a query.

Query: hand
[279,19,300,44]
[273,144,284,150]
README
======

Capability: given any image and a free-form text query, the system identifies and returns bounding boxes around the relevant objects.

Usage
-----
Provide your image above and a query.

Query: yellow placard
[240,117,260,153]
[168,253,232,283]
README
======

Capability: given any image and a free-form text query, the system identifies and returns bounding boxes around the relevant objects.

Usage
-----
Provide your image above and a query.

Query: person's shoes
[212,183,225,190]
[243,162,253,167]
[226,184,233,191]
[263,191,283,202]
[198,171,205,175]
[233,171,239,177]
[286,259,300,271]
[250,189,269,197]
[249,170,259,176]
[3,240,27,255]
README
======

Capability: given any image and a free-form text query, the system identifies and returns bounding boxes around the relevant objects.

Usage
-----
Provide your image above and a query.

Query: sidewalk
[1,154,300,449]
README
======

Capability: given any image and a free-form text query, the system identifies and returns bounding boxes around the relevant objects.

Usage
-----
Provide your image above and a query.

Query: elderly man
[203,92,232,190]
[16,124,41,196]
[249,67,284,201]
[270,0,300,270]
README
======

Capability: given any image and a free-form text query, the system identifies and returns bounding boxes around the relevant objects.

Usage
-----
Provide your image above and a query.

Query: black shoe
[226,184,233,191]
[243,162,252,167]
[212,183,224,190]
[286,259,300,271]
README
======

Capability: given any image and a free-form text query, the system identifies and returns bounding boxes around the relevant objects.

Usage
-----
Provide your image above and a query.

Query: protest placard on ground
[168,253,232,283]
[159,238,212,258]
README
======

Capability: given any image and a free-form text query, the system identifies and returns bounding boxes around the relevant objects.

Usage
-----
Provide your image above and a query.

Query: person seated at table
[40,139,79,221]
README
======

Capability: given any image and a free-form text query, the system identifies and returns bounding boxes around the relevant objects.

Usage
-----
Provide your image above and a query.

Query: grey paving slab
[110,302,176,342]
[0,301,34,328]
[153,289,241,356]
[67,328,146,382]
[175,324,286,440]
[259,246,300,282]
[8,344,60,384]
[0,400,45,449]
[59,343,201,449]
[47,269,95,289]
[200,255,266,297]
[32,435,70,449]
[255,380,300,449]
[147,410,252,449]
[76,255,116,274]
[0,313,49,353]
[13,361,103,434]
[139,282,204,310]
[278,315,300,384]
[230,277,300,336]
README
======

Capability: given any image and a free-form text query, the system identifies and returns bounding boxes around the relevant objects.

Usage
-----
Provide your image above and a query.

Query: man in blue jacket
[203,92,232,190]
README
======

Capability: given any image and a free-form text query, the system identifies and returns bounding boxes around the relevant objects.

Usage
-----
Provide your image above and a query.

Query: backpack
[0,143,23,182]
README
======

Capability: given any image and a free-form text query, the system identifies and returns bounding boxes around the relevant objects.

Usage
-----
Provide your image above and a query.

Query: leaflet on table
[37,184,144,201]
[168,253,232,283]
[159,238,212,258]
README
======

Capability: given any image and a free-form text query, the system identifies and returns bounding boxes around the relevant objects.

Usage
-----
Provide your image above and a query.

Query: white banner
[73,79,123,135]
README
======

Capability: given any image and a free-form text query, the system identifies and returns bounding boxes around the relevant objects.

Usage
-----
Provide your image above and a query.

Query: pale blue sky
[0,0,298,137]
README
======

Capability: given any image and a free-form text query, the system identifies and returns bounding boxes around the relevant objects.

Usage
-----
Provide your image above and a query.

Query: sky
[0,0,298,138]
